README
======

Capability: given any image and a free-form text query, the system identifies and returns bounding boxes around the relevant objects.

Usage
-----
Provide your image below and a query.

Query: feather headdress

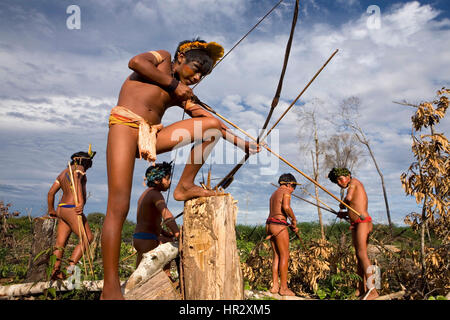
[178,41,224,65]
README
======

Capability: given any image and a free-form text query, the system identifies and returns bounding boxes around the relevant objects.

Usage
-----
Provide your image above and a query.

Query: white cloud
[0,1,449,226]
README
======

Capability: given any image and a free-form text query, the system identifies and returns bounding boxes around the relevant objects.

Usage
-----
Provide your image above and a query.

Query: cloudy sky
[0,0,449,226]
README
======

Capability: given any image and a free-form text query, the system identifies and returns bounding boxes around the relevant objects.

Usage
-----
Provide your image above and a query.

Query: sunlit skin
[101,47,262,300]
[47,163,93,280]
[266,184,298,296]
[336,175,379,300]
[133,174,179,272]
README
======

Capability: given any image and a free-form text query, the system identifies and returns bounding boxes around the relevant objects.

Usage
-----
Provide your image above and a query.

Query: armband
[149,51,163,64]
[163,217,179,234]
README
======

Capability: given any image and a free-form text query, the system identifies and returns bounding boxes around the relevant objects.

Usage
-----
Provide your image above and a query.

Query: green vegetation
[0,213,446,300]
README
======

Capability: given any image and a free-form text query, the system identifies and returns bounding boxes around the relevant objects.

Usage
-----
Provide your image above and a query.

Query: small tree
[322,133,364,174]
[339,97,394,234]
[400,88,449,295]
[296,99,327,239]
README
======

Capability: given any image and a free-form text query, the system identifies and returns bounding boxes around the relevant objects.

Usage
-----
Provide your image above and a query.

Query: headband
[72,144,96,162]
[279,181,300,185]
[178,41,224,65]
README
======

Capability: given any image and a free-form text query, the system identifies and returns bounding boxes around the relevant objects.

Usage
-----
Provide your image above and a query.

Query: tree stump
[26,217,57,282]
[181,194,244,300]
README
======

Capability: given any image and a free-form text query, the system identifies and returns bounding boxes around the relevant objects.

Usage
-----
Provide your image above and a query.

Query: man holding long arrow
[266,173,299,296]
[328,167,379,300]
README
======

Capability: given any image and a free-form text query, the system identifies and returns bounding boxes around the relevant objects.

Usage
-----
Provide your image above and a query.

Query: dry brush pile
[241,236,359,299]
[241,230,448,300]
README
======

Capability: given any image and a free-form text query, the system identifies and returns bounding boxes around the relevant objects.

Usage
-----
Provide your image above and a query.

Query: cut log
[123,242,179,294]
[123,270,180,300]
[26,217,57,282]
[182,194,244,300]
[0,280,121,297]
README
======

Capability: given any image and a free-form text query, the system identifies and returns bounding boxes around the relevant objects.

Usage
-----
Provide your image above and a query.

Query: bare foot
[173,183,219,201]
[269,285,279,294]
[279,288,296,296]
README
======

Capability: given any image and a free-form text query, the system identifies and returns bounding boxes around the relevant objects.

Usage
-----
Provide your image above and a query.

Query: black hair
[145,161,173,188]
[70,151,93,168]
[328,167,351,184]
[278,173,297,189]
[174,38,214,75]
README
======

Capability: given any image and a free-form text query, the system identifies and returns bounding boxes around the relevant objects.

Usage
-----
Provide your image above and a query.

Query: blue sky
[0,0,449,226]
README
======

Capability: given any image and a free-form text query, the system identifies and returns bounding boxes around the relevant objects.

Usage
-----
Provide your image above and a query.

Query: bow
[166,0,285,204]
[215,48,339,189]
[215,0,299,189]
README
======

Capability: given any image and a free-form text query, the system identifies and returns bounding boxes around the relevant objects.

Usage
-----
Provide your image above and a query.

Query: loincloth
[350,215,372,230]
[133,232,158,240]
[266,217,290,226]
[58,203,76,208]
[109,106,163,163]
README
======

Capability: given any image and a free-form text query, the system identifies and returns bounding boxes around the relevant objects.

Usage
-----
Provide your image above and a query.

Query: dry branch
[0,280,124,297]
[375,289,406,300]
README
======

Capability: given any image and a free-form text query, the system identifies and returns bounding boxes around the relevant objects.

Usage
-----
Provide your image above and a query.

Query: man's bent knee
[203,117,222,131]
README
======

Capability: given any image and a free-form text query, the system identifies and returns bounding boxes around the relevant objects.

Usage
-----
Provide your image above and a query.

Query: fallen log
[123,241,179,294]
[2,242,178,299]
[375,289,406,300]
[0,279,123,297]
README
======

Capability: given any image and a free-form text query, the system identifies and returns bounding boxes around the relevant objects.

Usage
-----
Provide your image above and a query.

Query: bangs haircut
[70,151,93,168]
[184,49,214,75]
[278,173,297,189]
[328,167,351,184]
[174,38,214,75]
